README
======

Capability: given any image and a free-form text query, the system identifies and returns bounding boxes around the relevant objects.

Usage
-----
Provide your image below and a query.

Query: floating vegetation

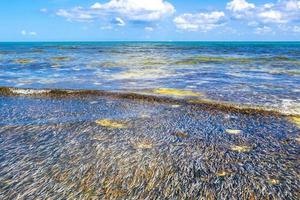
[216,170,230,177]
[51,56,72,61]
[226,129,242,135]
[230,145,251,153]
[48,89,70,96]
[153,88,203,97]
[0,92,299,199]
[133,139,154,149]
[14,58,33,64]
[267,178,280,185]
[172,131,189,139]
[141,58,168,66]
[51,63,61,68]
[95,119,127,129]
[0,87,12,95]
[289,116,300,128]
[99,61,119,68]
[174,56,252,65]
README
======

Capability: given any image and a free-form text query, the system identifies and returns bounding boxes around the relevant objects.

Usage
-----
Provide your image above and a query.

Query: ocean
[0,42,299,199]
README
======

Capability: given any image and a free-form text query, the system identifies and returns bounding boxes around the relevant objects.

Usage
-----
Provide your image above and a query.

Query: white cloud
[227,0,300,25]
[57,0,175,24]
[258,10,285,23]
[285,0,300,11]
[56,7,94,22]
[254,26,273,34]
[145,27,154,31]
[113,17,126,26]
[174,11,225,32]
[40,8,48,13]
[21,30,37,36]
[226,0,255,12]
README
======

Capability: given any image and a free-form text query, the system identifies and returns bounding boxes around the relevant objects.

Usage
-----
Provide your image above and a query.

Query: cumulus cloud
[174,11,225,32]
[113,17,126,26]
[258,10,286,23]
[145,27,154,31]
[226,0,255,12]
[56,0,175,25]
[227,0,300,25]
[21,30,37,36]
[254,26,273,34]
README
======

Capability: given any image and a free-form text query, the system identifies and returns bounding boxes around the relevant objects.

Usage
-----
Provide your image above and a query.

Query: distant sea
[1,42,300,114]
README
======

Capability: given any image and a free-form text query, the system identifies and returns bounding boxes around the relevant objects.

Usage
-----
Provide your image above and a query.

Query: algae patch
[172,131,189,139]
[14,58,33,64]
[216,170,230,177]
[0,87,12,95]
[48,89,70,96]
[51,57,72,61]
[153,88,203,97]
[95,119,127,129]
[174,56,251,65]
[133,140,154,149]
[230,145,251,153]
[289,116,300,128]
[267,179,280,185]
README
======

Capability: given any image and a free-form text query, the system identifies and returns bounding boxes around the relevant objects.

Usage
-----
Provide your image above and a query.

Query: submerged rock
[226,129,242,135]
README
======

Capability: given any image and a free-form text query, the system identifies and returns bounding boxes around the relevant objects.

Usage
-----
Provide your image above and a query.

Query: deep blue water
[0,42,300,114]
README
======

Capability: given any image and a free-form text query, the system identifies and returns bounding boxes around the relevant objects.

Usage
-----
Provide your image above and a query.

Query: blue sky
[0,0,300,41]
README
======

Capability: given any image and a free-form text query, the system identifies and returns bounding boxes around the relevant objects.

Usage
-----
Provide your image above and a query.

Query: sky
[0,0,300,41]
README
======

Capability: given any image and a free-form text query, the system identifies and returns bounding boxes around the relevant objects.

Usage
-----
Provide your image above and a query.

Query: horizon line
[1,40,300,43]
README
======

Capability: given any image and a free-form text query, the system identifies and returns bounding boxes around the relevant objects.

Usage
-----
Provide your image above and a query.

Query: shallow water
[0,42,300,114]
[0,94,299,199]
[0,42,300,199]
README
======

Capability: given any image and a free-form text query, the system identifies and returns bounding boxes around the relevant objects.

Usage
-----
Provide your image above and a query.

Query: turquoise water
[1,42,300,114]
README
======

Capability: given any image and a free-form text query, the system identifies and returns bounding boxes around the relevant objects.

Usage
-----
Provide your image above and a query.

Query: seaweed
[14,58,33,64]
[50,56,72,61]
[48,89,70,96]
[0,87,12,95]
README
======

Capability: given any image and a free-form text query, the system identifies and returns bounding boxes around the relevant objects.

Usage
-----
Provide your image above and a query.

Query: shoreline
[1,86,298,118]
